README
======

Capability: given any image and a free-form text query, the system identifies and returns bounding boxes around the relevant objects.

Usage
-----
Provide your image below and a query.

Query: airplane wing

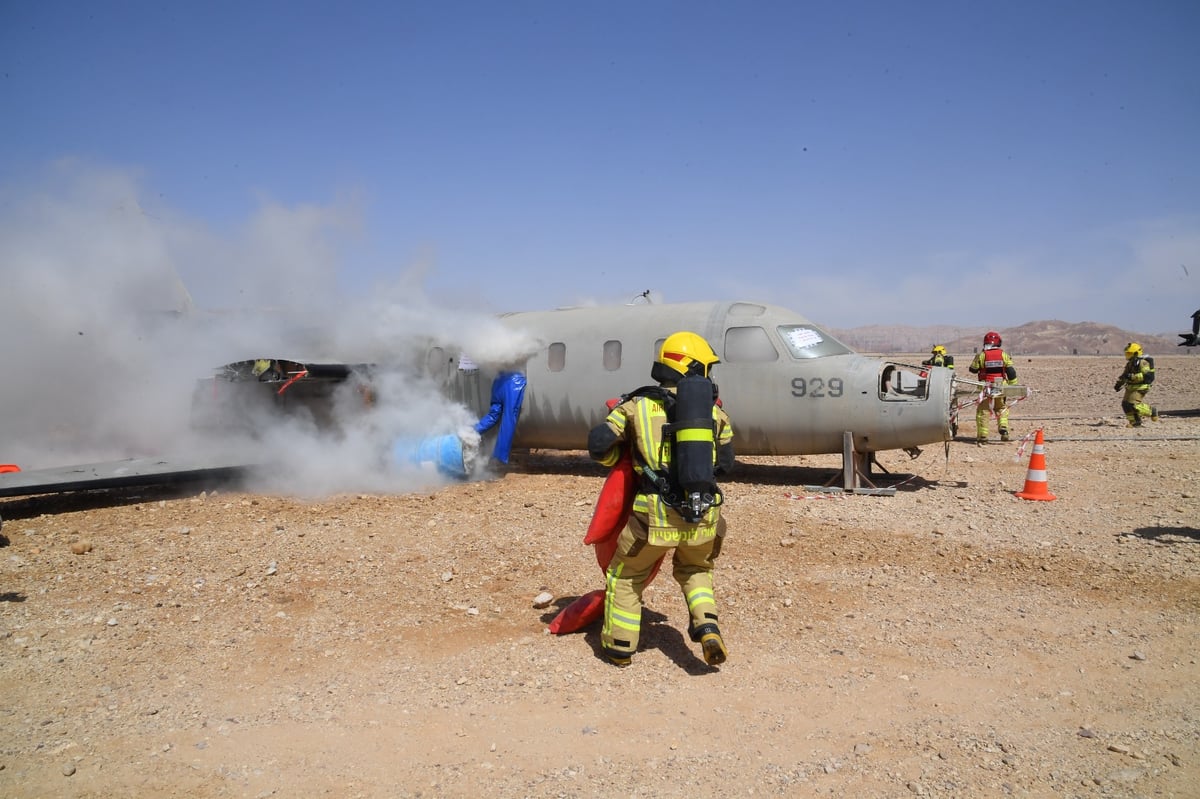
[0,457,258,499]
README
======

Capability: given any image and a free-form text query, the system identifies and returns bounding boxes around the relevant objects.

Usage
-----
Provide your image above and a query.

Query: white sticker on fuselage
[783,327,824,350]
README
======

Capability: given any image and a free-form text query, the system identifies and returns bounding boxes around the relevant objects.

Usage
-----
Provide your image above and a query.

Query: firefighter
[968,331,1017,444]
[922,345,954,370]
[251,359,283,381]
[587,331,735,667]
[922,345,957,435]
[1114,342,1159,427]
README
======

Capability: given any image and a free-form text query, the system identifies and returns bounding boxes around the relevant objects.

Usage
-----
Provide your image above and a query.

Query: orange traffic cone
[1015,428,1056,501]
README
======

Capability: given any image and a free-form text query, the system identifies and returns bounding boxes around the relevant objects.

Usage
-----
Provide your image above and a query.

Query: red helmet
[983,331,1002,347]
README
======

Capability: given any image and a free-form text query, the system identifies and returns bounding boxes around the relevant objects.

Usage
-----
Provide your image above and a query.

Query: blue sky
[3,0,1199,332]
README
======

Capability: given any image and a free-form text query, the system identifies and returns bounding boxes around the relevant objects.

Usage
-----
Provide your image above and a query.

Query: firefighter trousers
[976,395,1010,439]
[1121,388,1153,424]
[601,513,722,658]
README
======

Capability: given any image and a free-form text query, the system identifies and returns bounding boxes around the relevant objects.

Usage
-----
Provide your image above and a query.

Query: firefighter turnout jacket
[589,387,734,544]
[1115,355,1155,392]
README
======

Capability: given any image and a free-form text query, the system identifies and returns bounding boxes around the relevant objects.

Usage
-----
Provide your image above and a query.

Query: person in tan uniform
[922,345,954,370]
[1114,342,1159,427]
[587,331,735,667]
[968,331,1017,444]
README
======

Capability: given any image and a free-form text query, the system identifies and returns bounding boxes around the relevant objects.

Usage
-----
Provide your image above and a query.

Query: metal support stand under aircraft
[803,432,900,496]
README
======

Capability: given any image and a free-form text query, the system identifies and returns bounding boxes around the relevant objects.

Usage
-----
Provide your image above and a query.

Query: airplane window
[776,325,855,359]
[548,342,566,372]
[723,326,778,362]
[603,340,621,371]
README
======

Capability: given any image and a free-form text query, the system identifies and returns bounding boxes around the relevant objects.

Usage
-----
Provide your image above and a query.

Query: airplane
[4,299,1022,499]
[418,300,1010,489]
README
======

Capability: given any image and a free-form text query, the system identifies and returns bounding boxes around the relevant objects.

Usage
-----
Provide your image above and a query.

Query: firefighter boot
[690,622,727,666]
[1151,407,1160,422]
[1000,428,1010,442]
[602,646,632,667]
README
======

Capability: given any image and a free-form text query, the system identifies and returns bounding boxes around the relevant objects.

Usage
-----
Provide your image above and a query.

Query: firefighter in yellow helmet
[921,345,955,370]
[587,331,735,668]
[1114,342,1159,427]
[922,345,957,435]
[251,359,283,381]
[968,331,1017,444]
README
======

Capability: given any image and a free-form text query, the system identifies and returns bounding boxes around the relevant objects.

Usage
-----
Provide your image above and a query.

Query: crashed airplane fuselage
[444,301,964,459]
[192,301,993,463]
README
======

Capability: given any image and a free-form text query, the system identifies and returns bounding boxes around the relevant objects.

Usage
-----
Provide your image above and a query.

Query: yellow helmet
[252,359,272,376]
[1124,342,1142,360]
[657,331,719,378]
[931,345,947,356]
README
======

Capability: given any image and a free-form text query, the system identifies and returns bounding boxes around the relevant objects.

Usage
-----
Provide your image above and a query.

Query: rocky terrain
[1,355,1198,798]
[833,321,1187,356]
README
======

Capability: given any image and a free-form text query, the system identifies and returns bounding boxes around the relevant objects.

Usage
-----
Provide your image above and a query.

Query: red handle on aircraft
[277,370,309,395]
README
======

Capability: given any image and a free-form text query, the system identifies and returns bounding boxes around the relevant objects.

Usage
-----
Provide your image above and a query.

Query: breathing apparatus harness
[620,373,723,523]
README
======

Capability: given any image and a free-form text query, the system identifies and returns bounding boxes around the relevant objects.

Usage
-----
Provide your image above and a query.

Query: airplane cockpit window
[776,325,854,360]
[603,340,622,371]
[548,342,566,373]
[723,326,778,362]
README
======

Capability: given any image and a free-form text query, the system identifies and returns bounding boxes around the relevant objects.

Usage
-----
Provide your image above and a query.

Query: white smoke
[0,160,539,495]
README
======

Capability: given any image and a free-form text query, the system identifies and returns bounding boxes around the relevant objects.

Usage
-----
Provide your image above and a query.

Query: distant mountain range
[830,320,1192,356]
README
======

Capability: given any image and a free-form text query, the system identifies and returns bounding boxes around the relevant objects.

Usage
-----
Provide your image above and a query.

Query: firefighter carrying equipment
[969,343,1017,442]
[1115,348,1155,391]
[1115,344,1157,426]
[590,377,725,524]
[549,448,667,635]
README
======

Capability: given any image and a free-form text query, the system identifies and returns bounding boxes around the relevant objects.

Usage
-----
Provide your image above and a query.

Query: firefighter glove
[1113,381,1123,391]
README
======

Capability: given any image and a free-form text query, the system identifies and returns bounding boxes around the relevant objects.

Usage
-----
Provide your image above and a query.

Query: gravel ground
[1,355,1198,798]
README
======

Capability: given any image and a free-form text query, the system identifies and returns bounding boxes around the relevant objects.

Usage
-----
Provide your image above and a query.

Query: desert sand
[1,355,1198,798]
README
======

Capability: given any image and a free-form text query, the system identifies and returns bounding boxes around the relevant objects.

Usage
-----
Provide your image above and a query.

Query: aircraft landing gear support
[808,432,900,496]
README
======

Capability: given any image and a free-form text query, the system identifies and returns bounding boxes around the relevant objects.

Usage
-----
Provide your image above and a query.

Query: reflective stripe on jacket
[1120,357,1154,391]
